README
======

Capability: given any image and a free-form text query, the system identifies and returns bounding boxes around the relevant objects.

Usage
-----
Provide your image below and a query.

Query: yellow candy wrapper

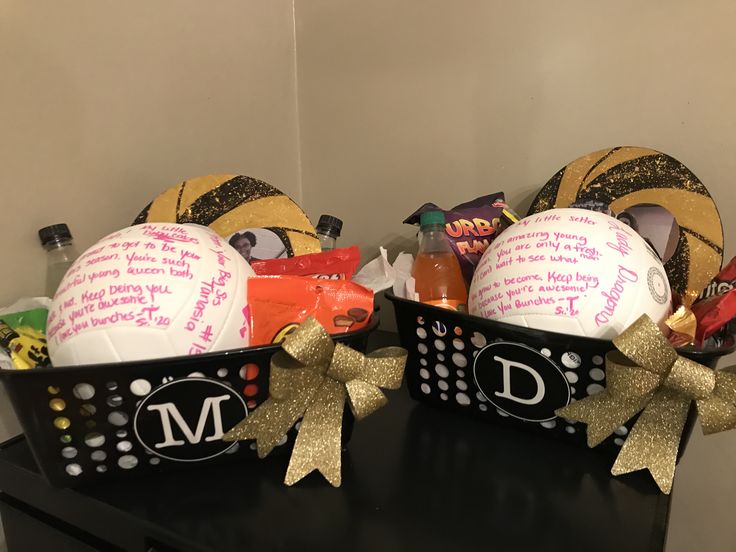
[0,320,50,369]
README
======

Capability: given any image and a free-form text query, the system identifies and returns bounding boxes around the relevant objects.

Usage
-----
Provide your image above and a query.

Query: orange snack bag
[248,276,374,346]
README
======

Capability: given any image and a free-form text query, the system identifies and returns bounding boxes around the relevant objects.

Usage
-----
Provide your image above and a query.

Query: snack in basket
[404,193,507,285]
[693,292,736,347]
[704,319,736,349]
[247,276,373,346]
[47,223,254,366]
[528,146,723,304]
[0,297,52,369]
[134,174,321,260]
[468,208,672,339]
[249,246,360,280]
[0,320,49,369]
[692,257,736,346]
[697,256,736,302]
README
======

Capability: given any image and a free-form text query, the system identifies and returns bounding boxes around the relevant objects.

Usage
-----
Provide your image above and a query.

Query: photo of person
[227,228,289,263]
[229,231,258,262]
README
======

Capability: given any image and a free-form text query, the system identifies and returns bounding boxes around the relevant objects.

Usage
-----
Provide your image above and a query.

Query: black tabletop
[0,331,670,552]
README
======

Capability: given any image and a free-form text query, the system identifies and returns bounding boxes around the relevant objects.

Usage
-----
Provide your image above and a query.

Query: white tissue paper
[353,247,416,299]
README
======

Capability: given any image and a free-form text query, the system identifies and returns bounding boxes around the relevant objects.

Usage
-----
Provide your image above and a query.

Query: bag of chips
[693,257,736,346]
[247,276,373,346]
[403,193,507,285]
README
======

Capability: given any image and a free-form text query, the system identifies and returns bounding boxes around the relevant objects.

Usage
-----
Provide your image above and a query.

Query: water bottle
[316,215,343,251]
[39,224,79,297]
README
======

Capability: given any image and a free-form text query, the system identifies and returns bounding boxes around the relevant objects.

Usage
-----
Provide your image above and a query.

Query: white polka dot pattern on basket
[406,317,622,444]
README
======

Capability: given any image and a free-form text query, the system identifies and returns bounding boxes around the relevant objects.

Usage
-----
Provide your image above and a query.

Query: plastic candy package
[693,257,736,346]
[247,276,374,346]
[0,297,51,370]
[0,321,49,369]
[249,246,361,280]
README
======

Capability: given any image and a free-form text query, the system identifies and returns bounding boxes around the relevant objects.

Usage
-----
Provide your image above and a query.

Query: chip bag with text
[692,257,736,346]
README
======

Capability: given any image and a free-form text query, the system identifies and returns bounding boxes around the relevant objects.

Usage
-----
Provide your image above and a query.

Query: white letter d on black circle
[493,355,546,405]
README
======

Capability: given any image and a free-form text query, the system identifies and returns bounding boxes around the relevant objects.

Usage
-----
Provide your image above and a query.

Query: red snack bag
[692,257,736,345]
[693,291,736,346]
[696,256,736,301]
[247,276,373,346]
[249,246,360,280]
[403,193,507,285]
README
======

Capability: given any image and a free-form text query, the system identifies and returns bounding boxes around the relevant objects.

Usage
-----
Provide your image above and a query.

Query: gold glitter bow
[223,317,406,487]
[556,314,736,494]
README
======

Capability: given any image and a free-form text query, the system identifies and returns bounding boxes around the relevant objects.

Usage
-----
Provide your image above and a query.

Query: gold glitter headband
[557,314,736,493]
[223,317,406,487]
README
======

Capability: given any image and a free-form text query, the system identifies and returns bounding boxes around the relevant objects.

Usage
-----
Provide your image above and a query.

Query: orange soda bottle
[412,210,468,311]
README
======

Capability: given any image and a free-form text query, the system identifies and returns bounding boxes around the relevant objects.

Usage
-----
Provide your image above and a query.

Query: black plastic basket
[0,315,378,487]
[387,292,735,459]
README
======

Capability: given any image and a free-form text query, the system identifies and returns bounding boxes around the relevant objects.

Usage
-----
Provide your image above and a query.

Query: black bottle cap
[38,224,73,246]
[316,215,343,237]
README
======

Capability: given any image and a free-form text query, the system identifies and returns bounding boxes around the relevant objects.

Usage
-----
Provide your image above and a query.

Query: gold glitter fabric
[282,318,335,370]
[613,316,678,375]
[285,379,345,487]
[133,174,320,256]
[665,357,715,399]
[697,368,736,434]
[527,147,723,301]
[223,317,407,487]
[556,314,736,494]
[344,380,388,420]
[611,389,690,494]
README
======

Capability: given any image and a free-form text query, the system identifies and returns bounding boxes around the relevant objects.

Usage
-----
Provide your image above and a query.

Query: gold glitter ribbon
[556,314,736,494]
[223,317,406,487]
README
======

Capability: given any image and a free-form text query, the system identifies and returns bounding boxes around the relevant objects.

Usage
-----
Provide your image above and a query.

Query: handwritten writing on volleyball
[46,225,236,355]
[472,212,640,326]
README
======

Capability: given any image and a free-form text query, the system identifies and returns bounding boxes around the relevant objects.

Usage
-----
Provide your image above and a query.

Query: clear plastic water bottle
[316,215,343,251]
[412,211,468,311]
[39,224,79,297]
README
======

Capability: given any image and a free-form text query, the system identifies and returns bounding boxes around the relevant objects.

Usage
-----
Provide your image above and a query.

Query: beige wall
[2,1,736,549]
[294,2,736,551]
[0,3,303,532]
[0,0,302,305]
[296,0,736,266]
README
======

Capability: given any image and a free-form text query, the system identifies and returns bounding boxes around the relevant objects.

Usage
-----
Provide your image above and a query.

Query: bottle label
[424,299,467,312]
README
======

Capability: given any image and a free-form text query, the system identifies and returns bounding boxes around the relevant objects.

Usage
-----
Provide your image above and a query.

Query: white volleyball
[469,208,672,339]
[47,223,253,366]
